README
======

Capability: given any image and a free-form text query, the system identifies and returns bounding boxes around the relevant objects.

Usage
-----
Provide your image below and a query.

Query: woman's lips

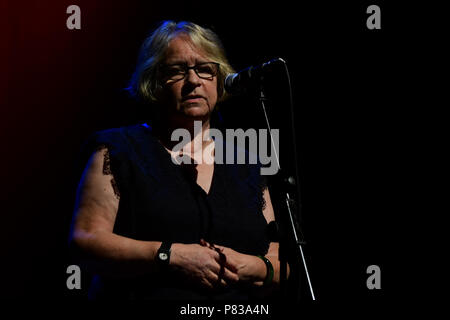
[182,95,205,103]
[185,97,203,103]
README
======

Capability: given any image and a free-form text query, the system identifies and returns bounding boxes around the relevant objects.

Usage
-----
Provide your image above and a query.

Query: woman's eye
[197,66,213,74]
[168,67,184,75]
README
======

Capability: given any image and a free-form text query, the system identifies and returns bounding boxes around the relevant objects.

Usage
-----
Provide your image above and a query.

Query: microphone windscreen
[224,73,238,94]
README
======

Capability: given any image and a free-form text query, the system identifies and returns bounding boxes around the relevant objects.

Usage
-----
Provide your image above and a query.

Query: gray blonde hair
[127,21,235,103]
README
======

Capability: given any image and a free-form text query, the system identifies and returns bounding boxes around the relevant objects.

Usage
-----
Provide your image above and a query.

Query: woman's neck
[153,116,214,156]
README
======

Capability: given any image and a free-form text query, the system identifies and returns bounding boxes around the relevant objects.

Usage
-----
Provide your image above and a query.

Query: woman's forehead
[164,35,209,64]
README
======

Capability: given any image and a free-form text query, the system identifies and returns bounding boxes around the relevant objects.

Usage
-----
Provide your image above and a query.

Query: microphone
[224,57,285,95]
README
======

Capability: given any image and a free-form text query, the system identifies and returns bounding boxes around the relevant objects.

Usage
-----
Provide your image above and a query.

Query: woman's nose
[185,69,201,85]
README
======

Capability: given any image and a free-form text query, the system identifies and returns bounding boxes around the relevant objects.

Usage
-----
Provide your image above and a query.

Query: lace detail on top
[260,174,268,212]
[95,144,121,200]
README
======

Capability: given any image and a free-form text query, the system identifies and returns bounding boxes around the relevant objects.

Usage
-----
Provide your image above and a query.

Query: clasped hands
[169,239,260,290]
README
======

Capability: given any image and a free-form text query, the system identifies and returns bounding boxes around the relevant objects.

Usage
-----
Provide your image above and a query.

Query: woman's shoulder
[78,124,149,161]
[84,123,152,148]
[90,123,149,140]
[76,124,153,177]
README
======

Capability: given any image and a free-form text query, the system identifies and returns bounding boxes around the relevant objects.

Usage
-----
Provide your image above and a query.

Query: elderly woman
[70,20,286,300]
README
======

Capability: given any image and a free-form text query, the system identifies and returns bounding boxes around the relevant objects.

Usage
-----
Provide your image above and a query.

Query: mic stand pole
[257,86,315,301]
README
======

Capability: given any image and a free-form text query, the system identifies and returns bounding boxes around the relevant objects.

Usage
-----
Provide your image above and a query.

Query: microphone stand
[257,68,315,302]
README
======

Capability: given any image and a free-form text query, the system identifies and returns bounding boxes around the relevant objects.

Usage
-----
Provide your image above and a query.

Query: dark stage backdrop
[1,0,424,313]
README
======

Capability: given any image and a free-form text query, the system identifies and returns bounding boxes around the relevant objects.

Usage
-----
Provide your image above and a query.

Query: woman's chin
[181,104,211,118]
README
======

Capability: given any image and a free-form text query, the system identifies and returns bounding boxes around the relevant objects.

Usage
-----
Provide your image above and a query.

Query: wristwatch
[156,242,172,266]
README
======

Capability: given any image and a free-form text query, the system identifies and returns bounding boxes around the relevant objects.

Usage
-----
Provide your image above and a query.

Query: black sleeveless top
[77,123,270,300]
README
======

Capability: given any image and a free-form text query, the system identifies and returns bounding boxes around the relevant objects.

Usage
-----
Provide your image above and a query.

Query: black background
[1,0,431,314]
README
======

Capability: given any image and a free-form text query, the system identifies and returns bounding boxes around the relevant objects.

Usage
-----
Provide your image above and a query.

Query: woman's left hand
[200,240,266,285]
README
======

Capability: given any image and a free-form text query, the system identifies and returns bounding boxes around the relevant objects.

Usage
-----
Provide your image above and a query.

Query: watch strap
[157,242,172,265]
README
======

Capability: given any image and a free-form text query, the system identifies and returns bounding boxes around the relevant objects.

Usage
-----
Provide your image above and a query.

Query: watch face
[159,252,168,261]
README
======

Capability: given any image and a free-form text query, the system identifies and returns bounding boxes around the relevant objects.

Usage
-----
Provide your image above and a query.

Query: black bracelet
[257,255,274,286]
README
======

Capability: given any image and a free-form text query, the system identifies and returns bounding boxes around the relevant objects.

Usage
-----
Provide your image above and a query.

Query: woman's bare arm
[70,148,161,277]
[70,148,238,286]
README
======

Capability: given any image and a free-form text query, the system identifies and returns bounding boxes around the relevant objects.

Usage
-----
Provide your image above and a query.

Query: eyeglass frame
[157,62,221,83]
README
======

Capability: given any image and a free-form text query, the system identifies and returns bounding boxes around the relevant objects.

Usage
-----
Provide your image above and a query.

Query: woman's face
[158,35,218,123]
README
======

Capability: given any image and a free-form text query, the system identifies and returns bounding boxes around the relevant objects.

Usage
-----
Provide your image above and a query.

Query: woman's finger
[222,267,239,283]
[208,260,239,284]
[205,269,225,288]
[210,271,229,287]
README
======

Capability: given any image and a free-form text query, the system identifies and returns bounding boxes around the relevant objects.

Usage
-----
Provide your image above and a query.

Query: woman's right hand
[169,243,239,290]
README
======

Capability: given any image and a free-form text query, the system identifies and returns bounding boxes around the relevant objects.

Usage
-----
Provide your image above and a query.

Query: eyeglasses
[159,62,220,82]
